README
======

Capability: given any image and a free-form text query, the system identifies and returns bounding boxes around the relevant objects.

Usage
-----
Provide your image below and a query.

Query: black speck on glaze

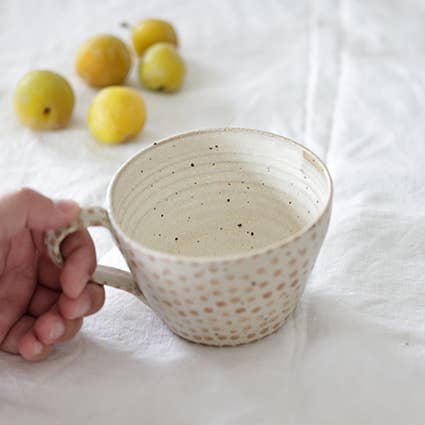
[191,163,195,167]
[237,223,242,227]
[227,199,230,202]
[175,237,179,241]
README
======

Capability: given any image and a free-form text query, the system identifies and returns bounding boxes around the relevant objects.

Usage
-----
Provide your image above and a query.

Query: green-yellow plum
[76,34,131,88]
[138,43,185,92]
[14,70,74,130]
[88,86,146,145]
[132,19,178,56]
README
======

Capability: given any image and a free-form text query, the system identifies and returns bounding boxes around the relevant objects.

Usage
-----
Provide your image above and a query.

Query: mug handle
[44,206,148,305]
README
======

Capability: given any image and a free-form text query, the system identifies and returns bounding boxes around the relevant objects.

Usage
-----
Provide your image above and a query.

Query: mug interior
[109,129,331,258]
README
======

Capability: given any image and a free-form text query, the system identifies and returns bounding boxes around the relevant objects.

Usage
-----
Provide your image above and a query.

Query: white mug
[45,128,332,346]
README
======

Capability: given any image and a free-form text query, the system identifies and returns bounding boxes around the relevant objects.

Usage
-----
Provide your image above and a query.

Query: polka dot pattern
[43,129,332,347]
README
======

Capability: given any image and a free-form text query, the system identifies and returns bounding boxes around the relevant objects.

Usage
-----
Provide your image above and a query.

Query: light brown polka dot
[218,335,228,340]
[189,310,199,316]
[212,326,221,331]
[277,282,286,290]
[263,291,273,299]
[222,312,230,317]
[204,307,213,313]
[201,328,209,333]
[185,298,194,305]
[226,275,235,281]
[247,333,257,339]
[148,256,156,262]
[243,325,252,331]
[228,287,238,294]
[256,267,266,275]
[289,258,296,266]
[179,275,188,282]
[230,297,241,304]
[169,289,177,296]
[235,307,246,314]
[192,335,202,340]
[311,232,317,240]
[210,278,220,286]
[210,317,218,322]
[196,318,204,323]
[259,281,269,288]
[194,271,205,278]
[302,259,309,269]
[164,279,173,286]
[208,265,218,273]
[247,296,256,303]
[226,320,233,325]
[251,306,261,313]
[230,329,238,334]
[195,284,204,292]
[178,310,186,317]
[271,257,279,265]
[158,287,166,294]
[182,287,190,293]
[212,290,222,296]
[272,323,281,330]
[241,274,250,280]
[216,301,227,307]
[299,248,307,256]
[291,279,299,288]
[266,300,274,307]
[230,335,240,340]
[238,316,250,322]
[163,269,171,276]
[204,336,214,342]
[273,269,282,277]
[245,287,254,293]
[173,299,182,306]
[200,295,208,301]
[270,315,279,322]
[260,327,269,335]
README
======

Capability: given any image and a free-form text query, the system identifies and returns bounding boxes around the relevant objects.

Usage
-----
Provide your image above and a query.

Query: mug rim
[106,127,333,264]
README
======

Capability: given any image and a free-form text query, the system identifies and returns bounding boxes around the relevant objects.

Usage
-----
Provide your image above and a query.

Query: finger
[59,283,105,320]
[60,229,96,299]
[0,188,79,241]
[19,330,53,361]
[33,305,83,345]
[28,285,60,317]
[1,315,35,354]
[37,254,62,290]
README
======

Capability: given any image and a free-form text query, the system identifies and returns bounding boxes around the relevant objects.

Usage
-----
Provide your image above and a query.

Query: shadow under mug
[45,128,333,346]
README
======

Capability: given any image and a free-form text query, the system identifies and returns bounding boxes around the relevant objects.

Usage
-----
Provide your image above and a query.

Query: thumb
[0,188,79,241]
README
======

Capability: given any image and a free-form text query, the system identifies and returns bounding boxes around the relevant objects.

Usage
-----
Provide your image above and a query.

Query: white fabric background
[1,0,425,423]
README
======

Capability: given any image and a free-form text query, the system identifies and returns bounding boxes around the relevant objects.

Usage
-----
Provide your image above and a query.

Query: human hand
[0,188,104,361]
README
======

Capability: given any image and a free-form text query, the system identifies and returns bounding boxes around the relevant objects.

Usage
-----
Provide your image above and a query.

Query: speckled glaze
[45,128,332,346]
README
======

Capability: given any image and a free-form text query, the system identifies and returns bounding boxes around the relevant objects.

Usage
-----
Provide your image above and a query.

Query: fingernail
[71,297,91,318]
[32,340,43,356]
[49,320,65,341]
[55,200,79,215]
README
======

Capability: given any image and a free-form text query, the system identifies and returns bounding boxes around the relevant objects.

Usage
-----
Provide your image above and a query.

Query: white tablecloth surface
[1,0,425,423]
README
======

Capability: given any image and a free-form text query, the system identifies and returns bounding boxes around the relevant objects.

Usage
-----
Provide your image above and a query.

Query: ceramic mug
[45,128,332,346]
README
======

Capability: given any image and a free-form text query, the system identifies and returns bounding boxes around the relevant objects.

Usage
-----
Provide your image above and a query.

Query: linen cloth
[1,0,424,423]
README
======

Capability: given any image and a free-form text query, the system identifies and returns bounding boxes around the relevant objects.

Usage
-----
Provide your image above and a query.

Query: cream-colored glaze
[46,128,332,346]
